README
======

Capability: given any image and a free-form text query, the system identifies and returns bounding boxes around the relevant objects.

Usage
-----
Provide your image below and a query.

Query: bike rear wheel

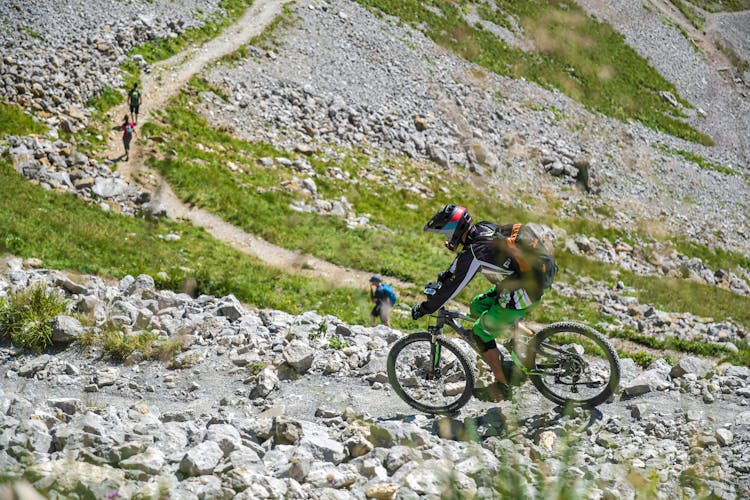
[527,322,620,408]
[387,332,475,415]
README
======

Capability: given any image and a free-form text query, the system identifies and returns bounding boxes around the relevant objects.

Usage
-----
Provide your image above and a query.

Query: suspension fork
[429,333,441,372]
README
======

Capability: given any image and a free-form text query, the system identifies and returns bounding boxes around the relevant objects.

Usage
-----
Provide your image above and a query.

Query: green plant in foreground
[0,286,67,353]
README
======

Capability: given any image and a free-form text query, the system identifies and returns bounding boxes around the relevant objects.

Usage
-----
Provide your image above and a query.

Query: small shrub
[619,350,656,368]
[152,338,185,361]
[246,361,267,376]
[0,286,67,353]
[328,336,349,350]
[102,329,158,361]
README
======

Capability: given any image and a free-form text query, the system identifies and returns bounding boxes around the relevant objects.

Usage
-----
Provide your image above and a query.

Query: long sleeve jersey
[419,222,547,314]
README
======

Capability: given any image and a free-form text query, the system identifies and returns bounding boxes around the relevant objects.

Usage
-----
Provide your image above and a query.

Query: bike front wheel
[526,322,621,408]
[387,332,475,415]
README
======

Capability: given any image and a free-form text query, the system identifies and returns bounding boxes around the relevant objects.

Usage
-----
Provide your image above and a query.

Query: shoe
[473,381,513,402]
[502,359,526,386]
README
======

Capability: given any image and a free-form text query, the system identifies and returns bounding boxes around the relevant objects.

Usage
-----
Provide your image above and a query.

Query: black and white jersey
[420,222,544,314]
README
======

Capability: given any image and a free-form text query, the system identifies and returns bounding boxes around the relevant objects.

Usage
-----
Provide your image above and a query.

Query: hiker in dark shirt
[127,83,142,124]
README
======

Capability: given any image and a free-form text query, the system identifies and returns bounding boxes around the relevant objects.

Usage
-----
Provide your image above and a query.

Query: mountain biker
[411,204,557,400]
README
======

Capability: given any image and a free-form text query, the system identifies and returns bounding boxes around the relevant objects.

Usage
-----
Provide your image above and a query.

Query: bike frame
[426,308,544,377]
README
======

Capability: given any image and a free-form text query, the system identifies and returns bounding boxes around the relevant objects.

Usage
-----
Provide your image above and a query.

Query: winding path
[100,0,412,291]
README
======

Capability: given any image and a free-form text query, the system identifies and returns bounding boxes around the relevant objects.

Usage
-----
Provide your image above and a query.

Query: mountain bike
[387,291,621,415]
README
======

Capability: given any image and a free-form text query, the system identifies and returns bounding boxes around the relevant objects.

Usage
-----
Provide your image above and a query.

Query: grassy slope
[145,79,750,337]
[0,103,47,137]
[4,0,749,364]
[355,0,713,145]
[0,158,386,326]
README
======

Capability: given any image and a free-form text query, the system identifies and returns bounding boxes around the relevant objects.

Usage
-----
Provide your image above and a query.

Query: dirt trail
[98,0,412,292]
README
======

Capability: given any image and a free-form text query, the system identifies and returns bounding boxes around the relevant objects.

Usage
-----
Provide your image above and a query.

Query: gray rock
[623,369,671,396]
[205,423,242,456]
[670,357,712,379]
[283,339,314,374]
[716,428,734,446]
[298,420,346,464]
[216,295,244,321]
[725,366,750,379]
[48,398,83,416]
[50,315,84,343]
[250,366,279,398]
[91,177,128,198]
[179,441,223,476]
[119,447,165,475]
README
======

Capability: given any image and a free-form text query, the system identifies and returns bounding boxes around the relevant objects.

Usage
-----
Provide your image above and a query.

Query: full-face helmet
[424,204,472,251]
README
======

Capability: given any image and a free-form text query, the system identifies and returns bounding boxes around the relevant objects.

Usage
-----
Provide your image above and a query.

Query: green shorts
[470,287,540,342]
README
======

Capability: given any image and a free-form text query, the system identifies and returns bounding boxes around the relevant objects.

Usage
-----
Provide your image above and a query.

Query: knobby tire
[528,322,621,408]
[387,332,475,415]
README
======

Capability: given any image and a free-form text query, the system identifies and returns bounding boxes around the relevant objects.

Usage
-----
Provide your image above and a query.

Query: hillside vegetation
[355,0,713,145]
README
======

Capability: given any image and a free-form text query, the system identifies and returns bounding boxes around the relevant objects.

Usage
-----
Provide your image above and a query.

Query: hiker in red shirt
[121,115,136,161]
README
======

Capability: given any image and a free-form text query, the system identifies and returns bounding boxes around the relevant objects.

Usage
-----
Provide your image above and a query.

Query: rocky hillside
[200,0,750,254]
[1,0,750,498]
[1,260,749,498]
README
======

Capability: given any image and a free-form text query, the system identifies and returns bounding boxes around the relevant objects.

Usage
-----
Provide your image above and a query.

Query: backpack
[124,122,134,138]
[129,89,140,106]
[381,283,397,306]
[505,223,557,290]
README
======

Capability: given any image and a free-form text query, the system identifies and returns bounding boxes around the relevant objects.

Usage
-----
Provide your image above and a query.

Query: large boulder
[670,356,712,379]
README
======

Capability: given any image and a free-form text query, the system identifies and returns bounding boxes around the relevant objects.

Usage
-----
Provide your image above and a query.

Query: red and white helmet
[424,204,472,251]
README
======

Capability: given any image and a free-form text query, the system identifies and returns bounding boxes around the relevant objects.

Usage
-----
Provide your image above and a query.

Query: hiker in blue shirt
[369,275,397,328]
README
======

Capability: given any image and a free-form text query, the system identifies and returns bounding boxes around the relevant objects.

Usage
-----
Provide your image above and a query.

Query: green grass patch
[248,1,297,51]
[103,329,159,361]
[533,281,750,364]
[684,0,750,12]
[672,240,750,275]
[246,361,267,376]
[130,0,255,64]
[328,336,349,350]
[609,327,749,366]
[618,350,664,368]
[0,157,409,328]
[653,143,736,175]
[0,285,68,353]
[715,39,750,75]
[120,59,142,94]
[0,102,47,137]
[86,85,124,113]
[355,0,713,145]
[21,26,44,40]
[555,252,750,330]
[669,0,705,29]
